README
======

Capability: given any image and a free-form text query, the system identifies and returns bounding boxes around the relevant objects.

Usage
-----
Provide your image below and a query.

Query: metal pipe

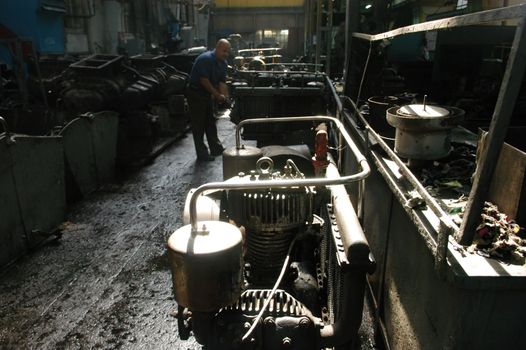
[320,267,367,346]
[343,0,361,97]
[189,116,370,232]
[315,0,322,68]
[236,70,325,75]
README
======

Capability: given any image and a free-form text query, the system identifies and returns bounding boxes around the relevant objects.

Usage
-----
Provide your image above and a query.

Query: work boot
[210,146,225,157]
[197,154,215,162]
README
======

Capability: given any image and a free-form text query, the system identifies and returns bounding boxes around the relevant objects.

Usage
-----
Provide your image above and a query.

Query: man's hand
[214,93,227,103]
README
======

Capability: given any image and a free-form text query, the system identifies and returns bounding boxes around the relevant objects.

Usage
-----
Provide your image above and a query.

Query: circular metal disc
[398,104,450,118]
[168,221,242,255]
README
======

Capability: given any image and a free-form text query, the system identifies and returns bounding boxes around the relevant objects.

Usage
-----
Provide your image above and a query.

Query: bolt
[244,322,251,329]
[282,337,292,347]
[238,172,245,177]
[264,317,275,326]
[299,317,310,328]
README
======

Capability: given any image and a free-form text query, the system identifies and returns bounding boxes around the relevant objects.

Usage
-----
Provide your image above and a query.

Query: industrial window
[256,29,289,49]
[457,0,468,10]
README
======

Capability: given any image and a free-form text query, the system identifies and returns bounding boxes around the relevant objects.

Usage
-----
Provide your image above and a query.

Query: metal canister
[367,95,413,136]
[167,221,243,312]
[386,104,464,160]
[222,145,263,180]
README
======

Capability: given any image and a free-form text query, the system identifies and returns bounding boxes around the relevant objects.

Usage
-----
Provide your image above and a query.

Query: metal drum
[167,221,243,312]
[386,103,464,160]
[222,145,263,180]
[367,96,400,136]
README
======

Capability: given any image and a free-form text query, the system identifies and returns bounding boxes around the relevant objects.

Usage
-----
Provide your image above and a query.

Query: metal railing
[188,115,371,232]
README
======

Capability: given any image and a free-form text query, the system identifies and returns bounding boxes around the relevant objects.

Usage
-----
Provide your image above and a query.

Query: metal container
[367,96,400,136]
[386,104,464,160]
[167,221,243,312]
[222,145,263,180]
[367,95,414,137]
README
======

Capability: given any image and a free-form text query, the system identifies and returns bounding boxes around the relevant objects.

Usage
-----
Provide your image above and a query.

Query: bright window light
[457,0,468,10]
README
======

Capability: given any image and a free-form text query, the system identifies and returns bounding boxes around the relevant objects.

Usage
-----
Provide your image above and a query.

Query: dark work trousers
[186,87,223,157]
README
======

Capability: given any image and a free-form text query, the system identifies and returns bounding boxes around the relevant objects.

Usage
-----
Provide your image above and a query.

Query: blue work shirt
[189,50,227,96]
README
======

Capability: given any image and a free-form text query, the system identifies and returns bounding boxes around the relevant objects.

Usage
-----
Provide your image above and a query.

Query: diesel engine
[167,116,375,349]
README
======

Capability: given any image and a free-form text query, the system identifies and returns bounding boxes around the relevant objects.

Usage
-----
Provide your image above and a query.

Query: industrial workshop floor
[0,116,380,350]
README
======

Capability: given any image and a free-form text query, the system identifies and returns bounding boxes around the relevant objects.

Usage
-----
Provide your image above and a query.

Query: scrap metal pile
[419,144,477,199]
[469,202,526,263]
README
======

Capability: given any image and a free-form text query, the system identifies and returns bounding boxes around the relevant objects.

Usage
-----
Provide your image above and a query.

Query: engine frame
[169,116,375,349]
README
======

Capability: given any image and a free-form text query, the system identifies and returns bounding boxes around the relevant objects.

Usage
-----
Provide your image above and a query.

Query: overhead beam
[352,4,526,42]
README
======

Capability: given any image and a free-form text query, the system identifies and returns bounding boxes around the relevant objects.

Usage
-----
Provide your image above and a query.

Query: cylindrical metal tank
[367,95,414,137]
[222,145,263,180]
[167,221,243,312]
[386,104,464,160]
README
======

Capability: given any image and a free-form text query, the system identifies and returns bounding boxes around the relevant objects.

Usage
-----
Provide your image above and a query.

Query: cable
[241,236,298,342]
[356,40,373,105]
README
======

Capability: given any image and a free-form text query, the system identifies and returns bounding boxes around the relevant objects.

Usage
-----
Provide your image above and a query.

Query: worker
[186,38,231,161]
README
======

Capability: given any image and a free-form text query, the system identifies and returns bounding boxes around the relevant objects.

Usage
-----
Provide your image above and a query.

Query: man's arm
[199,77,226,102]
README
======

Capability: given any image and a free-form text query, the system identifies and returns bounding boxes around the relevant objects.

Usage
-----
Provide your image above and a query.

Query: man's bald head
[214,39,231,61]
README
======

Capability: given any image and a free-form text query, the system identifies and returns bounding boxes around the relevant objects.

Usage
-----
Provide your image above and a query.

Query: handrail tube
[189,116,370,232]
[234,70,326,75]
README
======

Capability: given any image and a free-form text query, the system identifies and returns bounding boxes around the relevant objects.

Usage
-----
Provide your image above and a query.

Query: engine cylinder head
[228,188,311,285]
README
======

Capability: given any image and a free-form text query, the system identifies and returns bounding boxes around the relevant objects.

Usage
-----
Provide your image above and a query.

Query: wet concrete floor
[0,117,381,349]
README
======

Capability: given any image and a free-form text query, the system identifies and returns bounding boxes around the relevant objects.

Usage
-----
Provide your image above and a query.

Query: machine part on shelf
[386,102,465,160]
[167,220,243,312]
[222,144,263,180]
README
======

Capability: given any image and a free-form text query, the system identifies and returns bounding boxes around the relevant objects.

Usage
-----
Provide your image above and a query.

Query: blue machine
[0,0,65,66]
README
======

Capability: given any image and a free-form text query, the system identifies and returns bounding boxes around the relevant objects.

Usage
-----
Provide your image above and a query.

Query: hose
[241,236,298,342]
